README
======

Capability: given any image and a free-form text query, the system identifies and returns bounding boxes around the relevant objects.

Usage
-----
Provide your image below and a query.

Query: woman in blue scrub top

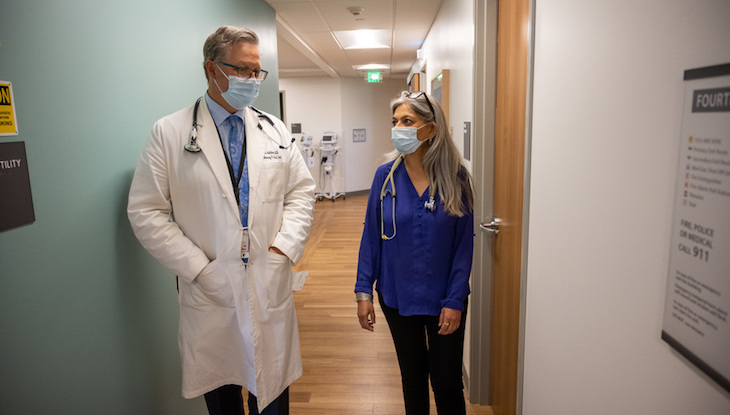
[355,91,474,414]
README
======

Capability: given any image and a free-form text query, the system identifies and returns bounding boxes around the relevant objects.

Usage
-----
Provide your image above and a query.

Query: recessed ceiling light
[334,30,391,50]
[354,64,390,70]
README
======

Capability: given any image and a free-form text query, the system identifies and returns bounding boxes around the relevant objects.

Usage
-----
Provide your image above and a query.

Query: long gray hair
[202,26,259,80]
[390,91,474,217]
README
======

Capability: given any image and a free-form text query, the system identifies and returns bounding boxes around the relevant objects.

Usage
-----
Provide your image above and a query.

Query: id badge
[241,228,250,260]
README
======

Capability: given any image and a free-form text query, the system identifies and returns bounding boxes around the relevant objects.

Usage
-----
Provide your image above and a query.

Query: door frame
[471,0,535,414]
[492,0,534,412]
[468,0,499,405]
[516,2,536,413]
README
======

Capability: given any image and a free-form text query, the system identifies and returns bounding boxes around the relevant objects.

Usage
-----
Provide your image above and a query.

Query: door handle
[479,218,501,235]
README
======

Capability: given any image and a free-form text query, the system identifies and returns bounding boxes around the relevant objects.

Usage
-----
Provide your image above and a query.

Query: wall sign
[353,128,366,143]
[662,63,730,393]
[0,81,19,136]
[0,142,35,231]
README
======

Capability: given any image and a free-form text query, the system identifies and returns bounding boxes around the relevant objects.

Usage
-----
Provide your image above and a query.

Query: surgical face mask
[215,64,261,109]
[391,125,428,154]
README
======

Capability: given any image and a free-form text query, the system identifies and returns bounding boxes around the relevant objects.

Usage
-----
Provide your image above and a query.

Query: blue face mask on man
[215,64,261,110]
[391,124,429,154]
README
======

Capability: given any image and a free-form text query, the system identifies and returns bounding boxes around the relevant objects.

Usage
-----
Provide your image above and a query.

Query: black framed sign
[0,141,35,232]
[662,63,730,393]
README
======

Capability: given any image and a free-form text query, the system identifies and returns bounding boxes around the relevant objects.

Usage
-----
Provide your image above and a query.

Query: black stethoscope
[380,155,437,240]
[184,97,295,154]
[184,98,204,153]
[184,97,295,204]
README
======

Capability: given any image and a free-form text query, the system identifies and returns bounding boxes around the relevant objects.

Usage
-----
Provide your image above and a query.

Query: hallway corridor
[287,195,493,414]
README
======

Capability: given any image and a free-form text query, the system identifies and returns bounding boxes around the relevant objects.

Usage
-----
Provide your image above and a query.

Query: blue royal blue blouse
[355,159,474,316]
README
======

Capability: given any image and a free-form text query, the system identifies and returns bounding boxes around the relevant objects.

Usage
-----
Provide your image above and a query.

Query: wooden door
[489,0,531,415]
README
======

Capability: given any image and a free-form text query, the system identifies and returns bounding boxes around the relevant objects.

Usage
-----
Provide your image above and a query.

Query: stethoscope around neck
[380,155,437,240]
[184,98,203,152]
[184,97,295,153]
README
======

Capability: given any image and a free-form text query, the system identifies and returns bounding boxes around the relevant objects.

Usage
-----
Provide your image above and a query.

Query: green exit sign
[367,71,382,83]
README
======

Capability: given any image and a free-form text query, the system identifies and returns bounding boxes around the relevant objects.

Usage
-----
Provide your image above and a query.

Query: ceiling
[264,0,443,79]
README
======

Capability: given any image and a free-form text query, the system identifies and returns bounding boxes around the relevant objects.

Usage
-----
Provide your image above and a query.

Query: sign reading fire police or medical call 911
[662,63,730,393]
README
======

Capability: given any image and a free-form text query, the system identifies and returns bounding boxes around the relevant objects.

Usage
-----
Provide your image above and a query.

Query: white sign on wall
[662,63,730,393]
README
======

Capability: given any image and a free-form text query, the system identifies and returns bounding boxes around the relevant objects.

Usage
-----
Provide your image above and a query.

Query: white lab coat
[127,98,315,408]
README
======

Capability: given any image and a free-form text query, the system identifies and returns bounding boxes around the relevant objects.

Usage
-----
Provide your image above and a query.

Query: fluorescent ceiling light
[334,30,391,49]
[354,64,390,70]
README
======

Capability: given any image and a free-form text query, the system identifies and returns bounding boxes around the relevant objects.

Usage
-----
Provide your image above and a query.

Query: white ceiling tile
[277,38,322,69]
[274,3,330,33]
[316,0,394,31]
[392,28,428,49]
[344,48,392,65]
[394,0,442,28]
[267,0,443,79]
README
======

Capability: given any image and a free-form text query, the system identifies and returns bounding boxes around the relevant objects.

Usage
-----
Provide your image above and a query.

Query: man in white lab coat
[127,26,315,415]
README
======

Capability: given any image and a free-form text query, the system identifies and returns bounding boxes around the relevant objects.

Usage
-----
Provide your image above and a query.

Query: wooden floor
[283,194,493,415]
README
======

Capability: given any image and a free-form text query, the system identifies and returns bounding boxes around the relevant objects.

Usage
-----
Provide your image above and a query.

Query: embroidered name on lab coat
[264,150,282,160]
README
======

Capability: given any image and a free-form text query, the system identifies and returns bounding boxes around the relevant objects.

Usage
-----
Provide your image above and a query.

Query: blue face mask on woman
[215,64,261,109]
[391,124,428,154]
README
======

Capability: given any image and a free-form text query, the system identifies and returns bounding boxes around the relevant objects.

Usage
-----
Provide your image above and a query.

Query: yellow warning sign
[0,81,19,135]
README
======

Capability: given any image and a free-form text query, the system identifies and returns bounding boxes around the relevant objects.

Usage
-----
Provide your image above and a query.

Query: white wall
[279,78,343,193]
[340,77,408,191]
[412,0,475,171]
[279,77,404,193]
[524,0,730,414]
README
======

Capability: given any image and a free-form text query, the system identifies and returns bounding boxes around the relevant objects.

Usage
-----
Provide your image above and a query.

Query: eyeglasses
[408,91,435,119]
[218,62,268,81]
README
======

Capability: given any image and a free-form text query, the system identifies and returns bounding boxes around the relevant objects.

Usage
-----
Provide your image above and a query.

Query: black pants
[380,295,467,415]
[204,384,289,415]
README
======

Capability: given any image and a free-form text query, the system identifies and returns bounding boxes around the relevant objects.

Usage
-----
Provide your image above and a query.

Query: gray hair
[390,91,474,217]
[202,26,259,79]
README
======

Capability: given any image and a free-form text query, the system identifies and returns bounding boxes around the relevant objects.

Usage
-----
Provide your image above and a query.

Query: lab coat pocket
[264,252,293,309]
[258,163,286,202]
[185,260,235,307]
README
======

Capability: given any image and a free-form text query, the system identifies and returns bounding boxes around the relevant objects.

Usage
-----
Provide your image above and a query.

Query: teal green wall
[0,0,278,413]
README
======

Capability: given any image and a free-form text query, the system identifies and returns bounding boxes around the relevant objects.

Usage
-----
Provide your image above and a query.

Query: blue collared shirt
[205,94,249,231]
[355,159,474,316]
[204,93,245,161]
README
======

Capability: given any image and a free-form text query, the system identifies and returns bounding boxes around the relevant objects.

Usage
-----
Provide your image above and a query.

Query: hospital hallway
[281,194,493,415]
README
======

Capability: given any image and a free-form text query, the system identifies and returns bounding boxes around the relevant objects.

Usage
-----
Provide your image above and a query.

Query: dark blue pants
[380,295,467,415]
[204,384,289,415]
